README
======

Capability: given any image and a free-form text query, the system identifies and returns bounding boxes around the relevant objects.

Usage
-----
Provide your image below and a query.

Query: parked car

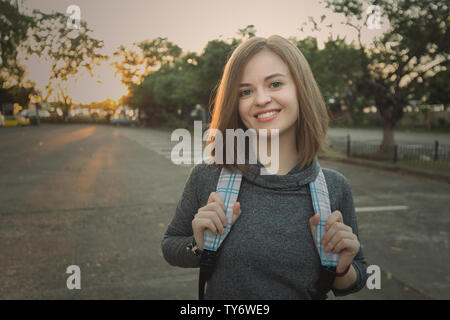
[19,109,51,118]
[110,114,139,126]
[2,115,30,127]
[110,106,139,126]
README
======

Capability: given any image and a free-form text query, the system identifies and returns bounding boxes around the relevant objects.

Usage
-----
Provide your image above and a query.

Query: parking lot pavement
[320,159,449,299]
[1,124,448,299]
[114,125,450,299]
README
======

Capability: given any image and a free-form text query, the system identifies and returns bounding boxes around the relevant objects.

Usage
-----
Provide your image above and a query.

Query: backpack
[199,165,338,299]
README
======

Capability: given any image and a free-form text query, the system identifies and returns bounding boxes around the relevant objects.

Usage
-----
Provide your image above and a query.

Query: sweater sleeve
[161,165,203,268]
[330,174,369,297]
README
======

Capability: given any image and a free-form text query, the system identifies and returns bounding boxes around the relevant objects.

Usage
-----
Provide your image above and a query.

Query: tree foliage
[111,37,182,90]
[0,0,34,87]
[29,9,108,106]
[324,0,450,150]
[291,35,370,123]
[29,10,107,82]
[0,0,107,113]
[121,33,243,126]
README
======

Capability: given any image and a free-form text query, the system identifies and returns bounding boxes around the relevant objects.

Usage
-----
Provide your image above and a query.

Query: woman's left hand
[309,210,360,274]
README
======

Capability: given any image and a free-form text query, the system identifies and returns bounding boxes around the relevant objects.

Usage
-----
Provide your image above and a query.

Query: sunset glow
[19,0,386,104]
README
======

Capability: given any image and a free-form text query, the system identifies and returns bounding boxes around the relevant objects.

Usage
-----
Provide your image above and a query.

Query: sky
[19,0,387,104]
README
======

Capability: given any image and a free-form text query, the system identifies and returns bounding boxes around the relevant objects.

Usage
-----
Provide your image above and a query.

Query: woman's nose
[255,89,272,106]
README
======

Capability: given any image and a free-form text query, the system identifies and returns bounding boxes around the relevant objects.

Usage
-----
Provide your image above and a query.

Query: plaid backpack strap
[203,167,243,251]
[309,168,339,267]
[199,167,242,300]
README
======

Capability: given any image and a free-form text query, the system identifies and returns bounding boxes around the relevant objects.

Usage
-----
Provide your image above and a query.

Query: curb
[320,155,450,184]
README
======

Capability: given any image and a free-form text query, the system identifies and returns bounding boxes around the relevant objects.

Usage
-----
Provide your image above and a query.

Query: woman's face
[238,49,299,138]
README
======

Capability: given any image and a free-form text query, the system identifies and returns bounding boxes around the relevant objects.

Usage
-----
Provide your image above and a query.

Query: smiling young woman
[207,35,329,175]
[162,35,368,300]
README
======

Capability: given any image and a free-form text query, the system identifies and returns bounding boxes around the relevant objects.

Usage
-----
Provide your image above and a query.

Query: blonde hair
[207,35,329,173]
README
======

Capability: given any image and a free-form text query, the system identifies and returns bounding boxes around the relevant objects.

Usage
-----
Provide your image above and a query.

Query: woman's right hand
[192,192,241,251]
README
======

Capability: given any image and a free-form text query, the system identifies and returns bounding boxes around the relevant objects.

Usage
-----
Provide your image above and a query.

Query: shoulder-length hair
[206,35,329,174]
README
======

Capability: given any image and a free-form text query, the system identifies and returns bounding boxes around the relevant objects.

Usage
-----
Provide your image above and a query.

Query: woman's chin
[256,128,281,138]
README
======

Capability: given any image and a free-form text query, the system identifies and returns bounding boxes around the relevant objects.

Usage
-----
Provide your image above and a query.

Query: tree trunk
[380,122,395,153]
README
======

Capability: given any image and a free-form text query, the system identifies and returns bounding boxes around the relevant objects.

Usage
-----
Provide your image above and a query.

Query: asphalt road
[0,124,449,299]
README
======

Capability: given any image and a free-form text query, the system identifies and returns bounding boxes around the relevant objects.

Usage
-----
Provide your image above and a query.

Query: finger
[333,238,360,255]
[324,230,356,253]
[193,217,218,236]
[322,222,351,246]
[325,210,343,231]
[231,202,241,225]
[202,202,227,226]
[309,214,320,240]
[207,192,226,211]
[192,224,204,250]
[192,233,204,251]
[198,211,226,234]
[209,211,226,234]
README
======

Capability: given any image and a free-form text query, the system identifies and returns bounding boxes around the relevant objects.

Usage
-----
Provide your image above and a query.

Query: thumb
[231,202,241,225]
[309,213,320,239]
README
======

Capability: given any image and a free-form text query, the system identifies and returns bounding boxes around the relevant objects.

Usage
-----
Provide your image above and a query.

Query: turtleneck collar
[236,156,320,190]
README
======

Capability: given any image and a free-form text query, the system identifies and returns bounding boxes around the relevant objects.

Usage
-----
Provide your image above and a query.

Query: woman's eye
[270,81,282,88]
[239,89,252,97]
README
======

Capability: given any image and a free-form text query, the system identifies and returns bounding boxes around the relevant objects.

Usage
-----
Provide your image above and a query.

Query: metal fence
[327,135,450,169]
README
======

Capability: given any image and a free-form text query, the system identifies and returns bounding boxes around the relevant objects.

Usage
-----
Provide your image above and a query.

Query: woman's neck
[253,125,300,175]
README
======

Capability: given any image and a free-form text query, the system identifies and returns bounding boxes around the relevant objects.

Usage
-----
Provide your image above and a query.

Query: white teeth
[256,110,280,119]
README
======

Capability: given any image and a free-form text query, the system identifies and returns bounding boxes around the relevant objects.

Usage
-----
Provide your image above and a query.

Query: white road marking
[356,206,409,213]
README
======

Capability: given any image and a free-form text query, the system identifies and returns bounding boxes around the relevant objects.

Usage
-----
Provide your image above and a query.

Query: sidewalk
[320,151,450,184]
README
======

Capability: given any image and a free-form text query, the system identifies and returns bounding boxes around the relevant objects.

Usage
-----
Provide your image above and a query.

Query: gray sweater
[161,157,368,299]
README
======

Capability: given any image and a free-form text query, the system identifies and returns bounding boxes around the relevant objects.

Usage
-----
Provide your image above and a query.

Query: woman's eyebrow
[239,73,286,87]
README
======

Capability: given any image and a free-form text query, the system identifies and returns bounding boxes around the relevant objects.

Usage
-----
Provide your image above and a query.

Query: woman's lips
[255,110,281,123]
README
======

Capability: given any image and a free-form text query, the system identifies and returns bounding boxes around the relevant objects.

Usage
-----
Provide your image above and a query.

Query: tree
[127,37,236,126]
[27,9,107,115]
[111,45,146,89]
[413,64,450,106]
[291,35,370,123]
[112,37,184,123]
[195,24,256,108]
[0,0,37,105]
[324,0,449,151]
[0,0,34,88]
[126,26,255,127]
[2,85,35,106]
[129,51,201,126]
[1,1,108,114]
[237,24,257,40]
[196,39,236,110]
[138,37,183,68]
[111,37,183,90]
